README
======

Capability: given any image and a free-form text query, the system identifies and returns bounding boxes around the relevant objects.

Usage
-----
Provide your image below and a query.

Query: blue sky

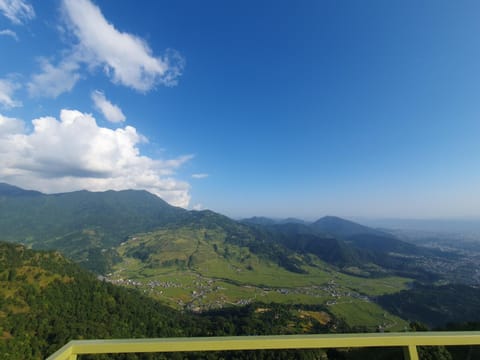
[1,0,480,219]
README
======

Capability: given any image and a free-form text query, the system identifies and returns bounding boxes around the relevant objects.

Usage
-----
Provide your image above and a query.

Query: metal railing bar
[46,331,480,360]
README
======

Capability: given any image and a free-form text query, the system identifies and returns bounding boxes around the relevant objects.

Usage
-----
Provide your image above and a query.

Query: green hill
[311,216,382,238]
[311,216,420,255]
[0,183,187,272]
[0,241,189,358]
[0,241,342,359]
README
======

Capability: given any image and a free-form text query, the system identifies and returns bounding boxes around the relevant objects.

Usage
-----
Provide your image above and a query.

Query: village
[103,273,372,313]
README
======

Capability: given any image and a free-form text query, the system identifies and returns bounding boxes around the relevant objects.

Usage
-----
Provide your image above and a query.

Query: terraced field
[108,227,410,331]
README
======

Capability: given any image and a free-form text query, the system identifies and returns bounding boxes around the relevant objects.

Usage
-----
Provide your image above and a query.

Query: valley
[105,227,409,330]
[1,183,480,359]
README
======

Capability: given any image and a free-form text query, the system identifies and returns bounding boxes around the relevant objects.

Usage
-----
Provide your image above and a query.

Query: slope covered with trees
[0,242,337,359]
[378,284,480,328]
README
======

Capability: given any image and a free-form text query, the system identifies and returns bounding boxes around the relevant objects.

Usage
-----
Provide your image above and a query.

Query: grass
[329,300,408,331]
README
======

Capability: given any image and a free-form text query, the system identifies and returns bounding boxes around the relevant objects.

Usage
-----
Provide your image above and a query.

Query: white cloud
[27,58,80,98]
[61,0,184,92]
[192,203,205,211]
[0,0,34,24]
[28,0,184,98]
[0,109,192,207]
[0,78,21,108]
[0,113,24,135]
[192,173,209,179]
[0,29,18,40]
[91,90,126,123]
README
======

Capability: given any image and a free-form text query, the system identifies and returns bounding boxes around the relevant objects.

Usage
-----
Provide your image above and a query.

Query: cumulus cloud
[0,78,21,108]
[0,29,18,40]
[192,173,209,179]
[0,109,192,207]
[27,58,80,98]
[29,0,184,98]
[0,0,34,24]
[61,0,184,91]
[91,90,126,123]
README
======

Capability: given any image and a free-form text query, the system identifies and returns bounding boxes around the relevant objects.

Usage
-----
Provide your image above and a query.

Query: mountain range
[0,182,439,278]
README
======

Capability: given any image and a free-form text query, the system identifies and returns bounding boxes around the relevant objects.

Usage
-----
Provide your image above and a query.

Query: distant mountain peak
[312,215,382,238]
[240,216,277,226]
[278,217,308,225]
[0,183,43,197]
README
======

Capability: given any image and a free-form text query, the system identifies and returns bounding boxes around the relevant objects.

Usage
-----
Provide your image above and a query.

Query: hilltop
[0,183,187,272]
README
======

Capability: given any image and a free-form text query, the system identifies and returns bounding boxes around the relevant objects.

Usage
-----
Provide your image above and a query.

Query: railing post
[403,345,419,360]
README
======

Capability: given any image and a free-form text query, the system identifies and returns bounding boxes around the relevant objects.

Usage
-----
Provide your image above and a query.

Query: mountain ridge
[0,183,440,280]
[0,182,43,197]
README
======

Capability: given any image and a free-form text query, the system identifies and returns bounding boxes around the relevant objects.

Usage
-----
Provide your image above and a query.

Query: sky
[1,0,480,219]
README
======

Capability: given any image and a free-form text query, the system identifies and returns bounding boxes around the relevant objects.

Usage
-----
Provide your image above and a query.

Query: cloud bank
[0,110,192,207]
[91,90,126,123]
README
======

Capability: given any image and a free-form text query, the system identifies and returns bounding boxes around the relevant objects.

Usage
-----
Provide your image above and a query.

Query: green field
[108,227,410,330]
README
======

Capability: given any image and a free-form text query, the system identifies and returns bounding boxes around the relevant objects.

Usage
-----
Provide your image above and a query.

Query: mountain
[0,183,42,197]
[0,183,444,279]
[240,216,278,226]
[0,183,187,272]
[240,217,308,226]
[311,216,386,238]
[0,184,361,275]
[278,217,309,225]
[0,184,186,243]
[0,184,314,275]
[252,223,367,268]
[311,216,421,255]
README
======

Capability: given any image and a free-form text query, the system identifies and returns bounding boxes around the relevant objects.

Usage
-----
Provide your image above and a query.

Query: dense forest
[378,284,480,327]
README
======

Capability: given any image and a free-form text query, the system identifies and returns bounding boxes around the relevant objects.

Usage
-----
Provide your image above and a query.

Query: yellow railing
[47,331,480,360]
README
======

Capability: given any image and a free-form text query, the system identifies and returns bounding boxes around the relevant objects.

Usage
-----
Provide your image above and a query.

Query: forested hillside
[0,242,336,359]
[378,284,480,327]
